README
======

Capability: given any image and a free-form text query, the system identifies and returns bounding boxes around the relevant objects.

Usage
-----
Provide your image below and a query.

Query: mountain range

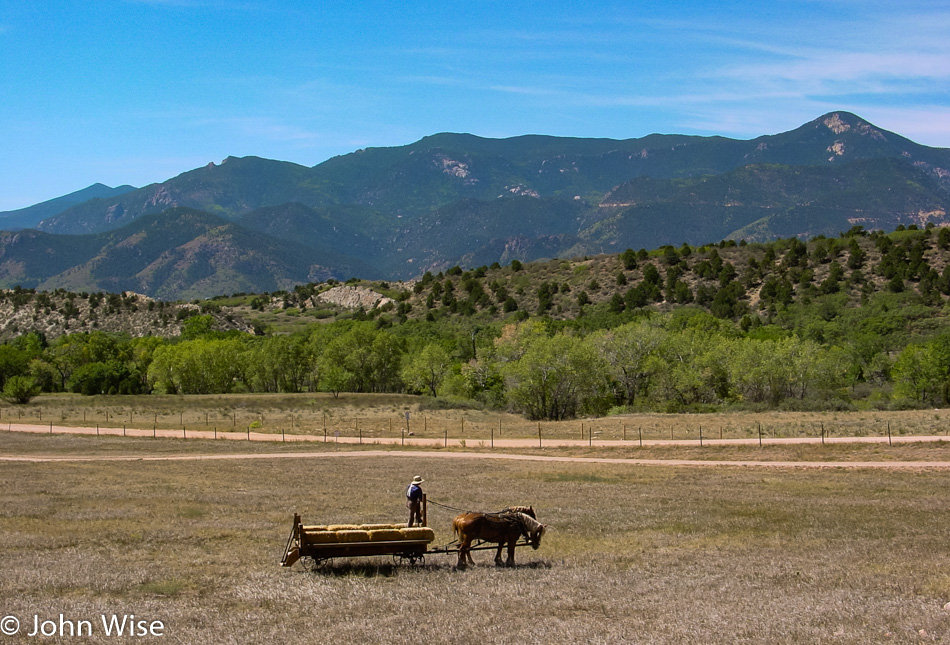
[0,183,136,231]
[2,111,949,299]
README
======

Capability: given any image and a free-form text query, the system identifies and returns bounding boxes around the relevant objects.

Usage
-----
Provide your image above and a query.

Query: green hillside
[4,224,950,418]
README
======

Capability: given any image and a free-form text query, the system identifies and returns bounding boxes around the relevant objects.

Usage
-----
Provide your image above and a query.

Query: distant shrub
[3,375,40,404]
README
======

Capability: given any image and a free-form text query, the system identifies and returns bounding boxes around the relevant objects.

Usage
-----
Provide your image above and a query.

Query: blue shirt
[407,484,423,502]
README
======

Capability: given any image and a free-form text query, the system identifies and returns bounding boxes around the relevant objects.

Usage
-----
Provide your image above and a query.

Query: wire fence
[3,401,949,446]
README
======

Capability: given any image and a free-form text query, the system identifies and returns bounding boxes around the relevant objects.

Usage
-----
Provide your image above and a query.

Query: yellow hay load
[303,530,344,544]
[334,530,371,543]
[401,527,435,542]
[281,513,434,568]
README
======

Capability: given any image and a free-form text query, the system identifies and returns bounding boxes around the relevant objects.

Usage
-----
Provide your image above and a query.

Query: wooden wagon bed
[281,513,436,567]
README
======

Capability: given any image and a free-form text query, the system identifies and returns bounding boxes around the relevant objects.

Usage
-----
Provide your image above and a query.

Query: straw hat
[410,475,425,486]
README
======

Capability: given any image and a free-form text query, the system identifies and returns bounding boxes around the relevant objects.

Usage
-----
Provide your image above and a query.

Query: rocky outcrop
[314,285,395,310]
[0,290,254,341]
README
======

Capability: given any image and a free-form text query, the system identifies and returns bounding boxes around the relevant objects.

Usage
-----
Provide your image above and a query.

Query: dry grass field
[2,431,950,643]
[6,392,950,444]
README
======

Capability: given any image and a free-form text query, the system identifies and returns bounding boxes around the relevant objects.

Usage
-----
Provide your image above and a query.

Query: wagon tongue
[281,546,301,568]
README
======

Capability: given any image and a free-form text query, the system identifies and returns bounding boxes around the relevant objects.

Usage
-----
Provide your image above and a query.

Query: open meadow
[2,429,950,643]
[6,392,950,444]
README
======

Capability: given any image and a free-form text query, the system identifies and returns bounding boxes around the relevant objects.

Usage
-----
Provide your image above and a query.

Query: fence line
[3,405,950,448]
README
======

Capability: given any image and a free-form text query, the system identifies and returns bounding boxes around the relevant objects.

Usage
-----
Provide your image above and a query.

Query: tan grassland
[2,427,950,643]
[5,392,950,444]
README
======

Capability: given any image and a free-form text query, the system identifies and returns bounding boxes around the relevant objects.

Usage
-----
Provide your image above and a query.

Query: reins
[426,499,467,513]
[428,499,529,518]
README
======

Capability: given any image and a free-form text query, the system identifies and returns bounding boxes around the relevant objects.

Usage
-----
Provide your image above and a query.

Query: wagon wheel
[394,553,425,566]
[302,556,330,572]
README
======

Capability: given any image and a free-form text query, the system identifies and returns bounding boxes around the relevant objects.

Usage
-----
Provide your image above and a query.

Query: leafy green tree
[619,248,638,270]
[642,264,661,286]
[147,339,246,394]
[939,227,950,250]
[68,360,143,395]
[537,282,555,313]
[502,332,606,420]
[3,375,40,404]
[892,344,943,404]
[402,344,452,397]
[846,238,866,269]
[588,321,665,406]
[0,344,29,389]
[608,293,625,313]
[317,324,405,394]
[651,328,730,409]
[180,315,216,340]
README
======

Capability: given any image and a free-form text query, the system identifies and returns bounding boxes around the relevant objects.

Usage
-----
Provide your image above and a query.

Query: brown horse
[452,506,537,567]
[452,510,546,569]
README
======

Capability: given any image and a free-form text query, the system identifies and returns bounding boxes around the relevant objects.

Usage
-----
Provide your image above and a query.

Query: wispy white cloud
[489,85,563,97]
[190,116,324,145]
[122,0,264,10]
[842,105,950,147]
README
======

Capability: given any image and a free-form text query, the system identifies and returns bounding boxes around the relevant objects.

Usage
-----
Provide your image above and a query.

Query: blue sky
[1,0,949,211]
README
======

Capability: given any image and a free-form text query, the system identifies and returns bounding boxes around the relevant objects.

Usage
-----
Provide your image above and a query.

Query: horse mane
[516,512,544,536]
[502,505,535,518]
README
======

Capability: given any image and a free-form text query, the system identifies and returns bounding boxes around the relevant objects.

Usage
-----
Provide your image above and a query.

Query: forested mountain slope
[1,112,943,293]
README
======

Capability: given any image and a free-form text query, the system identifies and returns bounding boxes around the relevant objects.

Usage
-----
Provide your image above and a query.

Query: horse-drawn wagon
[280,513,435,567]
[280,497,547,569]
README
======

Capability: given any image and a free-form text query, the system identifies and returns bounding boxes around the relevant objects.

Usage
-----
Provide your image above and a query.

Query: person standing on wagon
[406,475,425,527]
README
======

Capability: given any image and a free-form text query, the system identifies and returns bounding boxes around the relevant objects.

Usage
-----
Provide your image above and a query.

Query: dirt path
[4,421,949,447]
[3,423,950,469]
